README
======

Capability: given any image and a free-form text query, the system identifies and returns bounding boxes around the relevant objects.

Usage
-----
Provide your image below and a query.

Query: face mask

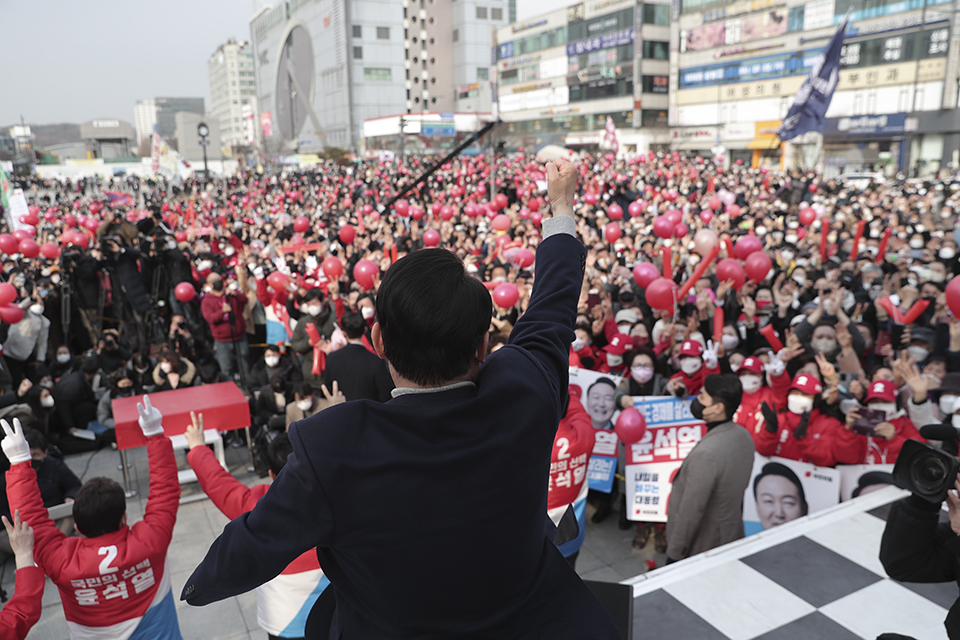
[795,259,809,268]
[212,280,224,292]
[740,374,762,394]
[57,353,70,364]
[909,239,924,249]
[51,274,61,284]
[40,378,53,389]
[224,247,236,256]
[788,395,814,415]
[941,210,953,219]
[572,337,585,352]
[361,306,375,320]
[41,396,55,408]
[721,335,739,351]
[265,356,280,367]
[297,399,313,411]
[618,324,632,334]
[274,393,286,408]
[781,250,795,261]
[29,304,43,316]
[606,353,623,367]
[906,346,930,362]
[953,414,960,429]
[940,248,956,260]
[306,304,322,316]
[198,260,213,271]
[785,234,798,245]
[871,401,898,420]
[680,358,702,375]
[940,395,958,416]
[690,398,706,420]
[632,366,654,383]
[160,362,173,373]
[730,363,741,373]
[634,335,650,348]
[115,386,133,398]
[812,338,837,354]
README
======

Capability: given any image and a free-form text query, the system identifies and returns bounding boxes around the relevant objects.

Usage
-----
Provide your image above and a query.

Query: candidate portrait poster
[743,453,841,536]
[837,464,896,502]
[569,367,624,493]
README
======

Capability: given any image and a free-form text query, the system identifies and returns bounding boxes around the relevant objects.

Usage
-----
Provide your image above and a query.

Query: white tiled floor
[820,579,950,640]
[803,511,888,577]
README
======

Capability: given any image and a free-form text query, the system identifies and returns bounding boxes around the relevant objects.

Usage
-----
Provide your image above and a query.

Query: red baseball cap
[603,334,634,355]
[791,374,823,395]
[679,340,703,358]
[866,379,898,403]
[738,357,764,375]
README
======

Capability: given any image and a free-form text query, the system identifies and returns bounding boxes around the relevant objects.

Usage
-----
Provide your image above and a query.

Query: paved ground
[1,443,661,639]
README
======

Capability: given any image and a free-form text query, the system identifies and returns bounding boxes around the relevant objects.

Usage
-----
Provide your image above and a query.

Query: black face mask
[690,398,706,420]
[212,280,224,292]
[30,459,42,470]
[115,387,134,398]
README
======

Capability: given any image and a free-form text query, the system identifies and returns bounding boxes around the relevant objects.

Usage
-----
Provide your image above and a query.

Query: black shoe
[592,501,612,524]
[618,507,631,530]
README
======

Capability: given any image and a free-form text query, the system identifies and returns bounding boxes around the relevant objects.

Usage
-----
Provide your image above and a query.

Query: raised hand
[320,381,346,406]
[794,411,811,440]
[545,158,576,217]
[136,395,164,438]
[185,412,205,450]
[760,402,779,434]
[1,418,30,465]
[1,510,34,568]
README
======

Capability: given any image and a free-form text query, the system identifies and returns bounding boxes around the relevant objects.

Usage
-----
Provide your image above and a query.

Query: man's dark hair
[82,356,101,375]
[303,288,324,303]
[199,363,221,384]
[586,377,617,395]
[294,381,314,399]
[264,343,282,355]
[267,433,294,476]
[24,428,47,452]
[703,374,743,421]
[376,249,491,386]
[753,462,809,516]
[341,311,366,340]
[73,477,126,537]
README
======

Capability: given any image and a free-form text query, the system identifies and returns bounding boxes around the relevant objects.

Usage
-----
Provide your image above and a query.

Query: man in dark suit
[181,159,619,639]
[321,312,394,402]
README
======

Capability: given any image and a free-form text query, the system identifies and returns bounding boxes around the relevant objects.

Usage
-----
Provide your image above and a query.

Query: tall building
[450,0,512,113]
[133,99,157,146]
[495,0,671,153]
[209,39,258,155]
[133,98,205,148]
[250,0,406,153]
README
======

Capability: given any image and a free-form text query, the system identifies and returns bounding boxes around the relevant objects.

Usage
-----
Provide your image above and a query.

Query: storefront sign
[826,113,907,136]
[671,126,718,140]
[699,0,777,24]
[840,0,950,24]
[586,0,634,18]
[847,10,948,37]
[566,28,634,55]
[680,49,823,88]
[724,123,755,140]
[512,18,548,33]
[500,53,541,70]
[803,0,835,30]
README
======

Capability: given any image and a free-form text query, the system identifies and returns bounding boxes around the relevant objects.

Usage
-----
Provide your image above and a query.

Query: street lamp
[197,122,210,179]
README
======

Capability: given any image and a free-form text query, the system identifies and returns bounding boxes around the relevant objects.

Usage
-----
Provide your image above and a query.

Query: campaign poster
[743,453,841,536]
[624,396,706,523]
[568,367,624,493]
[837,464,896,502]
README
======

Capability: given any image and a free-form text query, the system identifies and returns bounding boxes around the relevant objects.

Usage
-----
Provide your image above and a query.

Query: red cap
[603,334,634,355]
[791,374,823,395]
[679,340,703,358]
[866,379,898,403]
[739,357,764,375]
[569,384,582,400]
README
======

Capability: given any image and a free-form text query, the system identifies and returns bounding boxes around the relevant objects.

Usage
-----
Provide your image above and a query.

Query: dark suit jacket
[182,231,619,638]
[321,344,394,403]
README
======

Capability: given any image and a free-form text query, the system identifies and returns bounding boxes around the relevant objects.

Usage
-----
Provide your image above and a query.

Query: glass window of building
[492,7,503,20]
[377,27,390,39]
[643,4,670,25]
[353,46,363,59]
[642,40,669,60]
[477,6,488,19]
[352,25,362,38]
[364,68,392,81]
[477,67,489,80]
[788,7,805,32]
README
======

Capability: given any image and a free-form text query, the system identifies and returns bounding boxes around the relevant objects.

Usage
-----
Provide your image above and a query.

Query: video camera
[892,425,960,504]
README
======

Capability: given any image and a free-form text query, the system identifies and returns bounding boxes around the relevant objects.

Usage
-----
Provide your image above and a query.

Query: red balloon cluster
[734,236,763,261]
[0,283,21,324]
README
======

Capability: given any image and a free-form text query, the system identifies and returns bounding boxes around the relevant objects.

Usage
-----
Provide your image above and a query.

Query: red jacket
[548,397,594,510]
[829,414,927,465]
[754,409,852,467]
[5,435,179,634]
[669,362,721,397]
[733,371,791,433]
[200,289,248,342]
[0,566,43,640]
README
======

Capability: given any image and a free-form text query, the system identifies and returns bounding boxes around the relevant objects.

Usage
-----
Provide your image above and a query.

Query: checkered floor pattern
[624,487,958,640]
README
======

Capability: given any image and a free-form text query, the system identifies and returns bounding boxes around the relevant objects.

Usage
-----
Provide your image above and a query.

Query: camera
[892,439,960,504]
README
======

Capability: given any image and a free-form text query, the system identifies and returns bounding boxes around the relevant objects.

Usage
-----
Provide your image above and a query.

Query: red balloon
[492,283,520,308]
[745,251,773,282]
[716,258,747,289]
[653,216,675,239]
[735,235,763,260]
[708,196,721,210]
[615,407,647,445]
[291,235,306,247]
[633,262,660,288]
[40,243,60,259]
[628,201,643,217]
[339,225,357,244]
[174,282,196,302]
[518,208,530,219]
[604,223,622,244]
[675,222,690,238]
[799,207,817,226]
[808,183,818,194]
[727,204,741,217]
[608,203,623,220]
[17,240,38,258]
[363,204,374,215]
[700,211,714,224]
[64,214,77,228]
[430,202,442,217]
[0,234,17,255]
[84,217,100,231]
[440,205,454,221]
[584,193,598,206]
[294,216,310,233]
[395,200,410,217]
[947,277,960,318]
[175,231,187,243]
[530,211,543,227]
[528,198,541,212]
[512,249,535,269]
[322,257,344,281]
[666,209,682,225]
[411,206,424,221]
[23,213,39,227]
[495,193,508,210]
[267,271,290,291]
[0,283,16,305]
[492,214,511,231]
[353,259,379,291]
[343,197,353,208]
[464,203,479,219]
[645,278,678,311]
[0,305,23,325]
[423,229,441,247]
[43,211,56,223]
[13,230,29,242]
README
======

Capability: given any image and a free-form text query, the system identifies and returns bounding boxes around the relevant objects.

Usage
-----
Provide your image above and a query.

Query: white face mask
[795,259,809,268]
[29,304,43,316]
[680,358,702,375]
[953,414,960,429]
[909,239,924,249]
[730,363,741,373]
[870,402,898,420]
[785,234,798,245]
[606,353,623,367]
[907,346,930,362]
[56,353,70,364]
[632,365,654,383]
[940,395,958,416]
[788,395,814,415]
[305,305,322,316]
[297,399,313,411]
[940,248,956,260]
[740,374,762,394]
[721,335,739,351]
[41,396,55,408]
[781,250,795,262]
[812,338,837,354]
[572,337,585,352]
[160,362,173,373]
[618,324,632,334]
[264,356,280,368]
[361,306,375,320]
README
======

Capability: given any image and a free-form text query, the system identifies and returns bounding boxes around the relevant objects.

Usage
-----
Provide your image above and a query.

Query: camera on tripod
[893,434,960,504]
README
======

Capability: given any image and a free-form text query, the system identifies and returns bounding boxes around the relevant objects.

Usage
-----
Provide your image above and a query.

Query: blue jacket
[181,230,619,638]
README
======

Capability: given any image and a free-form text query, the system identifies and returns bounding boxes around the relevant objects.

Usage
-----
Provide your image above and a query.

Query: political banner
[837,463,895,501]
[742,453,841,536]
[625,396,706,522]
[569,367,624,493]
[7,189,31,233]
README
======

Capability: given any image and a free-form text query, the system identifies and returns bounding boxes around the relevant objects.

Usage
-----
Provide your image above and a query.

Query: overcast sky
[0,0,574,127]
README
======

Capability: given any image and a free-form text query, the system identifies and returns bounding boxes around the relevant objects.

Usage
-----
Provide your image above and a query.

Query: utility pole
[399,115,406,163]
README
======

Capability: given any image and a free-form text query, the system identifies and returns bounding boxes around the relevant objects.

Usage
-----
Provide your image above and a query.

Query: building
[79,119,136,159]
[134,99,157,146]
[673,0,960,175]
[133,98,206,150]
[362,112,492,154]
[250,0,407,153]
[174,112,223,165]
[494,0,672,153]
[208,39,258,155]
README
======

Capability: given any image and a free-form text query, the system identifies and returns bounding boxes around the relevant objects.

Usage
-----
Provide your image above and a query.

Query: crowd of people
[1,148,959,637]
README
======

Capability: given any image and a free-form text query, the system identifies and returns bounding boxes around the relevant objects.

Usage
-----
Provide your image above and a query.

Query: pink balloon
[0,283,16,305]
[700,211,714,224]
[363,204,373,215]
[675,222,689,239]
[511,249,535,269]
[353,259,379,291]
[338,225,357,244]
[64,214,77,228]
[947,276,960,318]
[492,283,519,308]
[294,216,310,233]
[40,243,61,259]
[174,282,196,302]
[0,305,23,325]
[423,229,441,247]
[693,229,718,255]
[608,204,623,220]
[604,223,622,244]
[530,211,543,227]
[492,214,511,231]
[645,278,678,311]
[727,204,741,217]
[666,209,682,225]
[267,271,290,291]
[494,193,508,210]
[735,236,763,261]
[799,207,817,226]
[716,258,747,289]
[464,203,479,219]
[708,197,721,210]
[18,239,39,259]
[430,202,442,217]
[653,216,675,239]
[584,193,598,206]
[0,235,17,255]
[744,251,773,282]
[615,407,647,444]
[528,198,541,212]
[633,262,660,288]
[395,200,410,217]
[322,257,344,281]
[13,230,30,242]
[440,205,454,221]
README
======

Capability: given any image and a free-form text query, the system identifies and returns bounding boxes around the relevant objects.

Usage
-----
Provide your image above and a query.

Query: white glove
[305,256,319,273]
[1,418,31,465]
[766,350,786,377]
[253,266,265,280]
[703,340,719,370]
[137,395,164,438]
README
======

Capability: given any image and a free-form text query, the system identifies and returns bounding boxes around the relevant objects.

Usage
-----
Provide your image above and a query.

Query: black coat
[107,248,150,315]
[321,343,394,403]
[51,371,96,432]
[0,455,81,519]
[880,495,960,639]
[248,354,304,391]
